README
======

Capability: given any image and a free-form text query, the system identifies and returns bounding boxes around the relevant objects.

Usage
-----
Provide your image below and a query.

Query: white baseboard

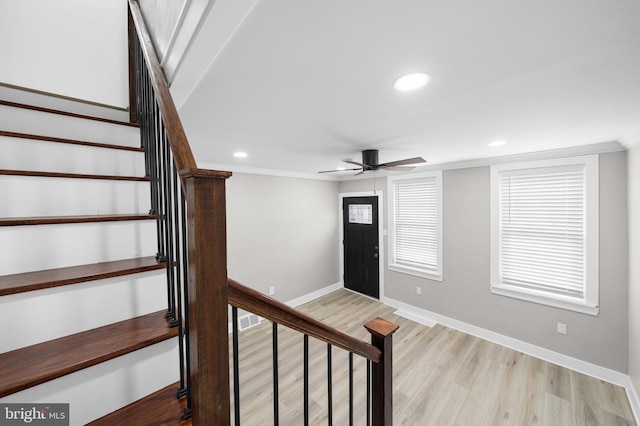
[625,376,640,424]
[285,282,342,308]
[384,296,631,388]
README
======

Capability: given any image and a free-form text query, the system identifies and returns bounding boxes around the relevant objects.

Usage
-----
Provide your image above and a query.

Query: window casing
[388,171,443,281]
[490,155,599,315]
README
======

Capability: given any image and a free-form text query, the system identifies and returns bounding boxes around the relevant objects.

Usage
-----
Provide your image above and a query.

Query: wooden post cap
[364,317,400,338]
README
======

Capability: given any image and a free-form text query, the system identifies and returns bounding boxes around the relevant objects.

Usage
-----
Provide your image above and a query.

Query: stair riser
[0,340,180,426]
[0,104,139,148]
[0,177,151,217]
[0,221,158,275]
[1,270,169,352]
[1,135,146,176]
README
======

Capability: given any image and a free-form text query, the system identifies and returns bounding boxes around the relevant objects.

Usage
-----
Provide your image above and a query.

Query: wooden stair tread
[0,310,177,397]
[0,257,166,296]
[0,100,139,127]
[0,213,156,226]
[0,130,144,152]
[0,169,149,181]
[88,383,191,426]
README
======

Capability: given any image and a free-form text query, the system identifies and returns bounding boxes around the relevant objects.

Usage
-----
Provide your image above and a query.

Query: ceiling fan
[319,149,426,176]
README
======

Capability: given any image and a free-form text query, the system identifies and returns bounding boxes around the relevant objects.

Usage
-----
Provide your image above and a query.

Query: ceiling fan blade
[318,168,361,173]
[354,170,365,176]
[383,165,416,172]
[378,157,426,168]
[343,159,366,167]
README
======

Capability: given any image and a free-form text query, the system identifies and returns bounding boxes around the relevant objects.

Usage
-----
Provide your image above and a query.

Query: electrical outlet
[269,286,275,296]
[416,287,422,295]
[557,322,567,335]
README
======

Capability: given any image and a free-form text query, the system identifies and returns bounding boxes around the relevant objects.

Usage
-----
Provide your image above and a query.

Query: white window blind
[490,155,599,315]
[388,172,442,281]
[499,165,586,298]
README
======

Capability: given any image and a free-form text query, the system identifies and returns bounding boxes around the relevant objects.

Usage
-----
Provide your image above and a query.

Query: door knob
[373,253,379,258]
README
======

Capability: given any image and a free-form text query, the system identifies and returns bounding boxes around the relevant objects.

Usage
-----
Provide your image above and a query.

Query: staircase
[0,99,182,424]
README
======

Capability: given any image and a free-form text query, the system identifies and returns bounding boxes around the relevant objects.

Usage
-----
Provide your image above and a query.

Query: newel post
[364,317,400,426]
[183,169,232,425]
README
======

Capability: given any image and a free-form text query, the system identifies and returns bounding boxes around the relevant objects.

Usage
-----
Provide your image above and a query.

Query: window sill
[490,284,599,316]
[389,264,443,282]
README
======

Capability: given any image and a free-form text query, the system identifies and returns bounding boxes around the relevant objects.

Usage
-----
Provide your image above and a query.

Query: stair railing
[229,279,399,426]
[128,1,399,424]
[128,0,231,423]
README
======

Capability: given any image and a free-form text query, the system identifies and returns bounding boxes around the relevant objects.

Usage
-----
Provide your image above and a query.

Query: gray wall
[226,172,341,303]
[340,151,629,372]
[629,145,640,392]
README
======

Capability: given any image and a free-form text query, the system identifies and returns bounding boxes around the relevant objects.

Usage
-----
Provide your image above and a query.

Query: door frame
[339,191,385,300]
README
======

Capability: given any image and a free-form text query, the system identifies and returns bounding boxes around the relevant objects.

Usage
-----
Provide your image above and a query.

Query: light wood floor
[230,289,636,426]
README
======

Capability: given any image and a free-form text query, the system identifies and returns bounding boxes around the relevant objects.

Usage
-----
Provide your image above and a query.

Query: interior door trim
[338,191,385,300]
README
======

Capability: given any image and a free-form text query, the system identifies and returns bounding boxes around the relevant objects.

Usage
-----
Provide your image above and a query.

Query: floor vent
[238,314,261,331]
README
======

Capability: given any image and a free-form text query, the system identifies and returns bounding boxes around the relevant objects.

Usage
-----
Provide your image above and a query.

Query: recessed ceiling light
[233,151,248,158]
[393,72,431,92]
[488,140,507,147]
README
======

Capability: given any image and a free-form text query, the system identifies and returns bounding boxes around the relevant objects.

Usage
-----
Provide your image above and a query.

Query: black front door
[343,196,379,299]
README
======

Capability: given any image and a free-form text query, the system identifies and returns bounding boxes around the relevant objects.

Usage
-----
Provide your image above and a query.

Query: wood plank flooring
[231,289,636,426]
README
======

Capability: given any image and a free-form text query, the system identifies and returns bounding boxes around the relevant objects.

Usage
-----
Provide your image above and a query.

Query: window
[490,155,599,315]
[388,171,443,281]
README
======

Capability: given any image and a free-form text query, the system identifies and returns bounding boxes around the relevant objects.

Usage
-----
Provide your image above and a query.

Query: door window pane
[349,204,373,224]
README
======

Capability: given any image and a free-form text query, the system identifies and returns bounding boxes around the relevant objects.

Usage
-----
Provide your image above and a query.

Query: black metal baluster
[148,92,162,257]
[134,38,143,153]
[140,60,154,195]
[327,344,332,425]
[349,352,353,426]
[304,335,309,426]
[138,59,145,152]
[272,322,279,425]
[172,159,187,399]
[180,189,192,420]
[135,37,145,155]
[144,75,159,224]
[232,307,241,426]
[154,109,173,319]
[154,101,166,263]
[162,128,177,324]
[366,360,371,426]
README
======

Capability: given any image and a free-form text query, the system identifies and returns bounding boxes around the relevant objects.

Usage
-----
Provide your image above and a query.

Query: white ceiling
[175,0,640,178]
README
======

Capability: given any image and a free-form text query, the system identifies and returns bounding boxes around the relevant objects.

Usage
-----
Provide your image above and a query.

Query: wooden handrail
[127,0,197,173]
[228,278,382,364]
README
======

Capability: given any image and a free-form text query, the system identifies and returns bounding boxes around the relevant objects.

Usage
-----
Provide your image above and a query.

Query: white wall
[629,144,640,399]
[226,172,341,302]
[0,0,128,107]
